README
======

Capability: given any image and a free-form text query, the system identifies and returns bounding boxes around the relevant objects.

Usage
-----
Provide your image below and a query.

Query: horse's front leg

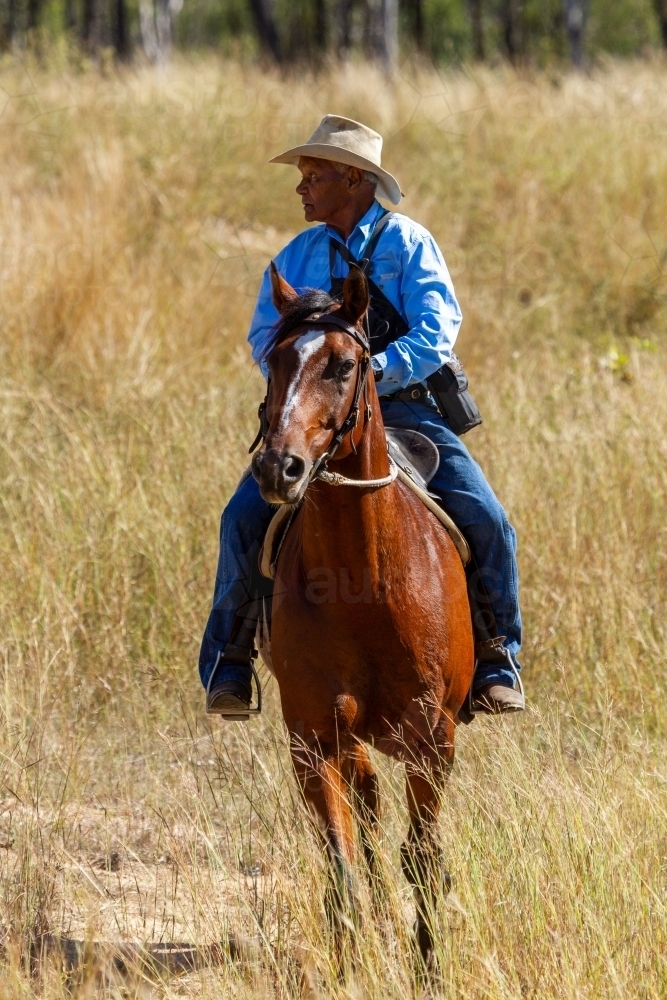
[348,743,382,897]
[400,719,455,981]
[290,736,359,978]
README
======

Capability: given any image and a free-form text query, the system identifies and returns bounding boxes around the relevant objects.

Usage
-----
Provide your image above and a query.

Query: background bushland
[1,55,667,997]
[2,0,667,68]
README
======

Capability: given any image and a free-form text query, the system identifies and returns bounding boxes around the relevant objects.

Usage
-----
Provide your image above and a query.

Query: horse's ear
[270,261,298,315]
[340,265,370,326]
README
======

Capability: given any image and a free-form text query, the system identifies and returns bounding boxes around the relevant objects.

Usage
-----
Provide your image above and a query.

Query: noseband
[250,311,398,489]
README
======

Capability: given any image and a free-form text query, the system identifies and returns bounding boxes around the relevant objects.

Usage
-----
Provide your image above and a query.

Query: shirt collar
[324,199,385,252]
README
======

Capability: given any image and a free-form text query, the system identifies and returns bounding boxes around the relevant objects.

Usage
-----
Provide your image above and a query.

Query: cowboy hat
[269,114,402,205]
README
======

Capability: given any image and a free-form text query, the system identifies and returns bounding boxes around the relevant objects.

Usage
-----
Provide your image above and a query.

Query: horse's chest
[271,594,442,705]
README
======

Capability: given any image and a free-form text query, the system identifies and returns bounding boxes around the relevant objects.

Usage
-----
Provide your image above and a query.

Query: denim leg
[199,473,275,691]
[380,397,522,689]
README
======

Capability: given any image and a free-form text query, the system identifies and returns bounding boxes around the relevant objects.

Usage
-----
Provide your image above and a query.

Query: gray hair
[329,160,378,191]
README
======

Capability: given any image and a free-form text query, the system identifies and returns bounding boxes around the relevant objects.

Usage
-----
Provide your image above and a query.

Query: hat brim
[269,143,402,205]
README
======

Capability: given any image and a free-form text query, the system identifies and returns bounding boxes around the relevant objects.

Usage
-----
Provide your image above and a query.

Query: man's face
[296,157,353,224]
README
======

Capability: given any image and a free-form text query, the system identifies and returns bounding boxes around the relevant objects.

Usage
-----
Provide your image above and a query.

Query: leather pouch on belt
[426,353,483,436]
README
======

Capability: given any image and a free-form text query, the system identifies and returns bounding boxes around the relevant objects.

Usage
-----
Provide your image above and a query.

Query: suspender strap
[327,209,393,278]
[329,211,409,351]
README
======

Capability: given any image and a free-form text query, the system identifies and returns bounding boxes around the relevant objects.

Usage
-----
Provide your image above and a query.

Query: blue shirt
[247,200,462,395]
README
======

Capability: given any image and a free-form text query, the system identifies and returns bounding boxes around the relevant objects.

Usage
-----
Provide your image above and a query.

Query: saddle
[259,428,470,581]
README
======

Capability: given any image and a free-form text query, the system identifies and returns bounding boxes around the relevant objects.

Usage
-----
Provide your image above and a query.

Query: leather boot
[470,637,525,714]
[206,644,254,718]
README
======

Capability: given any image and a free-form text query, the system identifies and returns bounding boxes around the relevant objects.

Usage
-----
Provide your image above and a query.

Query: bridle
[249,310,398,490]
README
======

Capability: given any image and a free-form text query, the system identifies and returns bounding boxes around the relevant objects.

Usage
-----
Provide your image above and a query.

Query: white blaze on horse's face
[252,326,362,505]
[278,330,327,432]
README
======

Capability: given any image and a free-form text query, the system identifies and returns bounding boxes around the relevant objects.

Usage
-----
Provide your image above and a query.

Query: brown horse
[251,263,474,975]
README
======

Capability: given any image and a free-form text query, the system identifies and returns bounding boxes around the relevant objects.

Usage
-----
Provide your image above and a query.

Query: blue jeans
[199,398,521,691]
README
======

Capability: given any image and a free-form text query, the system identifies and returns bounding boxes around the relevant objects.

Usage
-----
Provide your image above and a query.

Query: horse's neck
[328,403,390,483]
[300,400,395,567]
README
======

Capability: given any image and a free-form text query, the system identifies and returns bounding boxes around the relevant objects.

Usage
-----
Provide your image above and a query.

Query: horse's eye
[339,359,356,378]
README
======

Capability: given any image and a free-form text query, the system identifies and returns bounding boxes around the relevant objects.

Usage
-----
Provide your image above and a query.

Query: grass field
[1,52,667,998]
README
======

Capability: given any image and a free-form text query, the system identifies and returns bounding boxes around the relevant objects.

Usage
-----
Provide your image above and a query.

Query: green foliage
[421,0,471,62]
[2,0,667,61]
[175,0,254,50]
[588,0,661,55]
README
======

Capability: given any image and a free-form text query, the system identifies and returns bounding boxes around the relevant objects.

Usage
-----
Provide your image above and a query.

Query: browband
[295,310,369,351]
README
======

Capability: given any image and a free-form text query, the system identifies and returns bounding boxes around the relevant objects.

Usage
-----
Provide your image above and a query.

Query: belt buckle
[410,387,420,400]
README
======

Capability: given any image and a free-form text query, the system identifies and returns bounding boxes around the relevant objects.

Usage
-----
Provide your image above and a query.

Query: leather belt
[382,382,432,405]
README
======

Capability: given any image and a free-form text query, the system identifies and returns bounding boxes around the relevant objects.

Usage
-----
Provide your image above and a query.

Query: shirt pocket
[303,245,333,289]
[370,249,401,283]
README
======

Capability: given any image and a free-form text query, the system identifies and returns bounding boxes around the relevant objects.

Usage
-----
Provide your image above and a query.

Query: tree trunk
[3,0,17,45]
[469,0,484,60]
[313,0,327,51]
[155,0,173,59]
[83,0,101,52]
[401,0,423,50]
[139,0,159,60]
[336,0,353,54]
[139,0,181,64]
[500,0,520,63]
[248,0,282,62]
[27,0,41,31]
[381,0,398,68]
[565,0,585,67]
[653,0,667,47]
[64,0,76,31]
[115,0,131,58]
[366,0,398,70]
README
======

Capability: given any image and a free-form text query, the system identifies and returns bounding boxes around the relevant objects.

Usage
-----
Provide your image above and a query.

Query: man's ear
[270,261,299,315]
[340,264,370,325]
[345,166,364,192]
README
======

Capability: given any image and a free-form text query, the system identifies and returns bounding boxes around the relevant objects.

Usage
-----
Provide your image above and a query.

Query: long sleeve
[244,207,462,391]
[247,232,331,377]
[247,264,279,378]
[373,231,462,394]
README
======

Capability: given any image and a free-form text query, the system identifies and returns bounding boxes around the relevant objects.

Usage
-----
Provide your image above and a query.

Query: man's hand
[371,357,383,382]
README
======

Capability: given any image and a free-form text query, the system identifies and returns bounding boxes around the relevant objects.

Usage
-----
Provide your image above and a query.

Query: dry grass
[1,52,667,998]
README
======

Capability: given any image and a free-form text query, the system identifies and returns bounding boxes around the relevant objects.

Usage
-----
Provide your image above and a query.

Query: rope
[316,457,399,489]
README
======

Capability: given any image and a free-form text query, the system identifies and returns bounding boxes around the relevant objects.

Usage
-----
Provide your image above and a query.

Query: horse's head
[251,264,370,504]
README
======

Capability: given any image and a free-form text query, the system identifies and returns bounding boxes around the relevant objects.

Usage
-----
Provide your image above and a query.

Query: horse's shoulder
[391,476,469,566]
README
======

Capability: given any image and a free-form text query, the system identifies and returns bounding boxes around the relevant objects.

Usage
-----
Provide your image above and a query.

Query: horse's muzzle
[251,448,310,504]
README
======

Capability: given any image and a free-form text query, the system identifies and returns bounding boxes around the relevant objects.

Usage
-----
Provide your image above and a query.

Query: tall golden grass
[1,53,667,998]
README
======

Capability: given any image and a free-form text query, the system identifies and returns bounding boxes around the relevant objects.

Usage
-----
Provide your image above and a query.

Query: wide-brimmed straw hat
[270,114,402,205]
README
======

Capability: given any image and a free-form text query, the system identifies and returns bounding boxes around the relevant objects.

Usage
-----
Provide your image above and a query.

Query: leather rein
[249,311,398,490]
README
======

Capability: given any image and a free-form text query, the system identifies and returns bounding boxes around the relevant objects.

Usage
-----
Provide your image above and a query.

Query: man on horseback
[200,115,524,718]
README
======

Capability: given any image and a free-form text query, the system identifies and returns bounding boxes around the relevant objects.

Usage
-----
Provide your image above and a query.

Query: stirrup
[466,641,525,719]
[205,651,263,721]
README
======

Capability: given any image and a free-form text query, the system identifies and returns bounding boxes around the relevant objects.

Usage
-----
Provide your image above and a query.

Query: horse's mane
[259,288,338,363]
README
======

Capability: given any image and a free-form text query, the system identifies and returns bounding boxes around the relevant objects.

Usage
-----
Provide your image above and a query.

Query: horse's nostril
[283,454,306,482]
